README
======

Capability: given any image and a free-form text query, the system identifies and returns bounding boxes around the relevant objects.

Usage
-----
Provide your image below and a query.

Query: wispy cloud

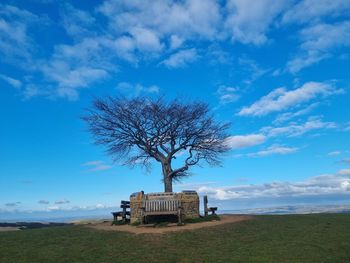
[287,21,350,73]
[273,103,319,124]
[0,74,22,89]
[38,200,50,205]
[328,151,342,156]
[244,145,298,157]
[225,134,266,150]
[5,202,21,207]
[216,85,239,104]
[238,57,268,85]
[261,116,336,137]
[82,160,113,172]
[282,0,350,25]
[54,199,70,205]
[161,48,198,68]
[225,0,290,45]
[116,82,160,96]
[238,82,343,117]
[61,3,96,38]
[0,4,40,64]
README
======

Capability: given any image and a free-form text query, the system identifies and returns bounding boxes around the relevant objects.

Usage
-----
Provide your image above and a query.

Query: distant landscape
[1,204,349,224]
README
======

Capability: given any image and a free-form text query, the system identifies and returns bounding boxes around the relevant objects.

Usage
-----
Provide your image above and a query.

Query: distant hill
[221,204,350,215]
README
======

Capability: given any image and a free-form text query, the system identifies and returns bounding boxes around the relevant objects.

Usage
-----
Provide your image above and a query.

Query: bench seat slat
[144,211,179,216]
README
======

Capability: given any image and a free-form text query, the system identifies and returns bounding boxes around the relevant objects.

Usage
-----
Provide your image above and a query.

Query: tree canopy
[83,96,230,192]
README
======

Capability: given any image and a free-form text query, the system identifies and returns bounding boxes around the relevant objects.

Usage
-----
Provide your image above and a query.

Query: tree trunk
[162,162,173,192]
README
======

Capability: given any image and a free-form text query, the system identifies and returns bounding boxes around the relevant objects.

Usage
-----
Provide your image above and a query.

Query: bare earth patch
[0,227,21,232]
[83,215,252,234]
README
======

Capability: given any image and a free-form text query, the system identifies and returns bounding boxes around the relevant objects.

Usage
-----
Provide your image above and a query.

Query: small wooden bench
[208,207,217,215]
[204,195,218,216]
[112,200,130,222]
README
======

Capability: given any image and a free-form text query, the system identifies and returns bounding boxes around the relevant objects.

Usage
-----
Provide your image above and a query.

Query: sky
[1,0,350,220]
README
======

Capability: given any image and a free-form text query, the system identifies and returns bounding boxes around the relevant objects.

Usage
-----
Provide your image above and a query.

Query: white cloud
[225,134,266,150]
[246,145,298,157]
[161,48,198,68]
[287,22,350,73]
[300,22,350,51]
[41,61,108,100]
[82,160,113,172]
[282,0,350,24]
[130,27,163,52]
[98,0,221,42]
[116,82,160,96]
[217,85,239,104]
[47,206,60,211]
[61,3,96,38]
[225,0,290,45]
[95,203,106,209]
[261,116,336,137]
[197,170,350,200]
[169,35,184,50]
[38,200,50,205]
[238,82,343,117]
[238,57,268,85]
[2,1,350,100]
[89,165,113,172]
[107,36,136,62]
[29,36,112,100]
[0,4,37,63]
[273,103,319,124]
[0,74,22,89]
[328,151,342,156]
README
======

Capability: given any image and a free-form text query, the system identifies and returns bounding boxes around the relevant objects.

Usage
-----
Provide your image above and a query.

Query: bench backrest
[143,199,180,213]
[143,194,181,213]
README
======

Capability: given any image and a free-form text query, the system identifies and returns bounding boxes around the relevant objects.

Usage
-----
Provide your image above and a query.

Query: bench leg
[177,209,182,224]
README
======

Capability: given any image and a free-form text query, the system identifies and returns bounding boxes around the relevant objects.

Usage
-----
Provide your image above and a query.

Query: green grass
[1,214,350,262]
[184,214,220,223]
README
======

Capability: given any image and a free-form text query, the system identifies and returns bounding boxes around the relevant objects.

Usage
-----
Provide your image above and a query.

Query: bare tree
[83,96,230,192]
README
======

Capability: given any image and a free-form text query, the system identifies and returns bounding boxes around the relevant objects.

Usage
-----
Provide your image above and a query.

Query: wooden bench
[112,200,130,222]
[204,195,218,216]
[208,207,217,215]
[141,194,182,224]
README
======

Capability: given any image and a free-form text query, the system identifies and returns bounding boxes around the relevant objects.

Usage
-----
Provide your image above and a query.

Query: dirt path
[0,227,21,232]
[84,215,252,234]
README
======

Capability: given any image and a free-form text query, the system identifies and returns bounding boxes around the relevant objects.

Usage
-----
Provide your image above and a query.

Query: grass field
[1,214,349,263]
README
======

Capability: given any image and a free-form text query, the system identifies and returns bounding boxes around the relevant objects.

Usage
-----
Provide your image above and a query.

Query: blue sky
[1,0,350,219]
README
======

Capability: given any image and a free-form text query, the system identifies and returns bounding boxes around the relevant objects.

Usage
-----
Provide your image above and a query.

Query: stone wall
[130,191,144,224]
[179,191,200,219]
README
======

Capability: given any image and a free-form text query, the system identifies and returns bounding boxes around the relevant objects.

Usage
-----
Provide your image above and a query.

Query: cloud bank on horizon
[1,0,350,215]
